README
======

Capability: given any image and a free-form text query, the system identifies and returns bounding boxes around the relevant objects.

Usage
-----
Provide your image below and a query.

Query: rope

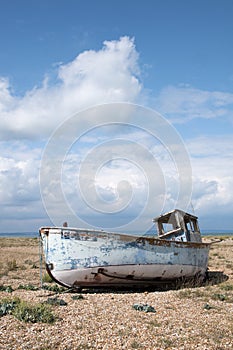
[38,232,44,289]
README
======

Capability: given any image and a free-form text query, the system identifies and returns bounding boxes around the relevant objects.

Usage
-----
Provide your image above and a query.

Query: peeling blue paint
[40,226,210,288]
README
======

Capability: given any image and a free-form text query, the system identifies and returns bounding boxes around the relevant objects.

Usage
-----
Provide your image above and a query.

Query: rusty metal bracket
[97,268,162,282]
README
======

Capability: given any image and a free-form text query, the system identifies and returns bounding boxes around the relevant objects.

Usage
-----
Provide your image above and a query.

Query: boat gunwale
[39,227,210,249]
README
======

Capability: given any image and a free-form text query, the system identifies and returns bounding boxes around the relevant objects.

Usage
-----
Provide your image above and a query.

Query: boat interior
[153,209,202,243]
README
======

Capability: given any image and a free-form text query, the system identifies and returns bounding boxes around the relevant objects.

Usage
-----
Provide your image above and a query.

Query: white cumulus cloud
[0,36,141,141]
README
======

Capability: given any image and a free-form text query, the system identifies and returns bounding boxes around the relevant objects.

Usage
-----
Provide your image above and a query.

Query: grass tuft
[6,259,17,271]
[13,300,55,323]
[42,273,53,283]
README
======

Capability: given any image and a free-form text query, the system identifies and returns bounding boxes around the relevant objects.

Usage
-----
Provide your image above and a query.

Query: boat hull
[40,227,210,289]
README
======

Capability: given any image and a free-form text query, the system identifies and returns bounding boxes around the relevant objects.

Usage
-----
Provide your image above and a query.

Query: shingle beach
[0,237,233,350]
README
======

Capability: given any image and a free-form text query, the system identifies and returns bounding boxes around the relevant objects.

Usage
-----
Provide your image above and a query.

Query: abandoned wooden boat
[39,209,210,290]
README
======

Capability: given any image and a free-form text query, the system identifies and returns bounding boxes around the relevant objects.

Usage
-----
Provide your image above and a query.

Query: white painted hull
[40,227,210,289]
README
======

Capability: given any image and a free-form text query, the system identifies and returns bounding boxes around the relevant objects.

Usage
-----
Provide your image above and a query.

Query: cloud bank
[0,36,233,232]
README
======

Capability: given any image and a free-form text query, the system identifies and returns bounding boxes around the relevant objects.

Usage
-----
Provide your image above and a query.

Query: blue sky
[1,0,233,94]
[0,0,233,232]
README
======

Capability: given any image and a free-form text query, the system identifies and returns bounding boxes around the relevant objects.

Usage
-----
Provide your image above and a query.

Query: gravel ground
[0,237,233,350]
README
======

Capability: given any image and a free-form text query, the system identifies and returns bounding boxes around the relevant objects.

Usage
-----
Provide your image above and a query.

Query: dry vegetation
[0,236,233,350]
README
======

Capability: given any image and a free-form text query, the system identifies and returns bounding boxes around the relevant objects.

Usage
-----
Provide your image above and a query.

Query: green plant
[42,284,66,293]
[45,297,67,306]
[0,297,55,323]
[13,301,55,323]
[132,303,156,313]
[203,303,214,310]
[18,284,39,291]
[0,297,20,316]
[0,285,14,293]
[72,294,84,300]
